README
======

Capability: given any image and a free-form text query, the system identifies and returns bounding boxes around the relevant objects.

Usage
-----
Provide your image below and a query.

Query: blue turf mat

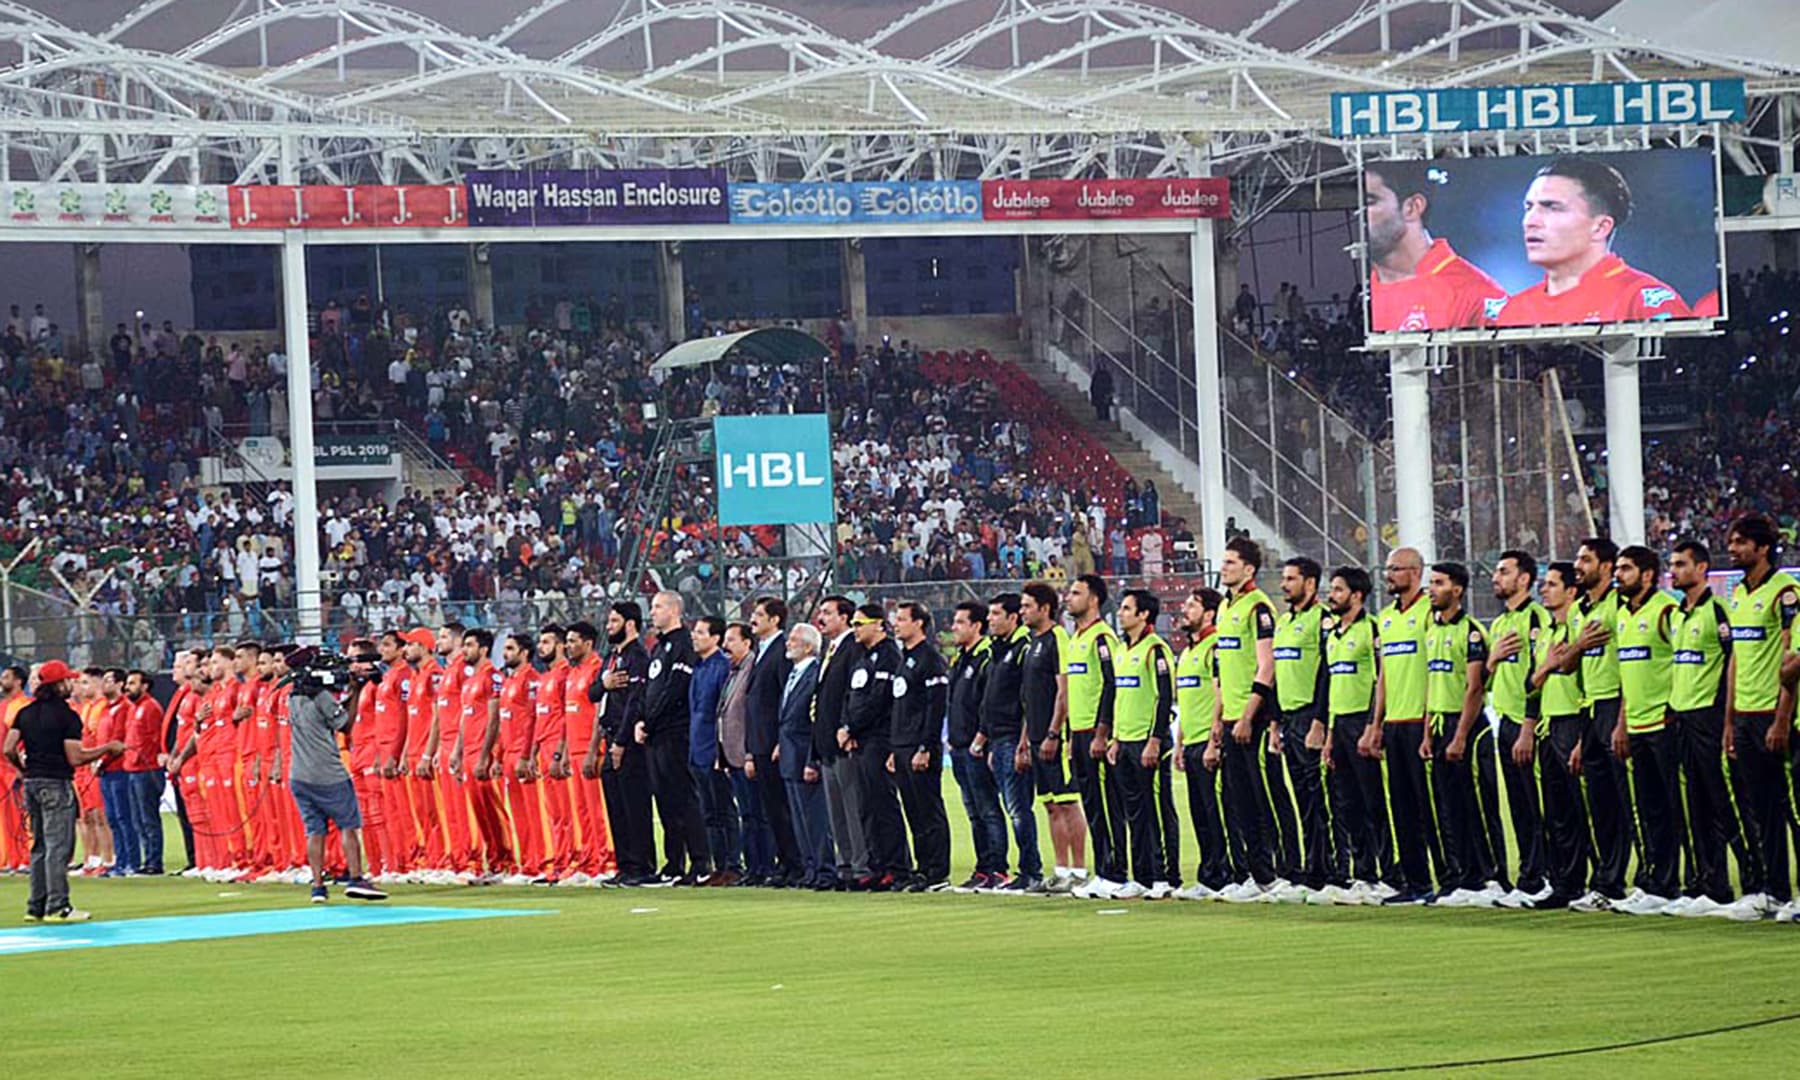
[0,905,551,956]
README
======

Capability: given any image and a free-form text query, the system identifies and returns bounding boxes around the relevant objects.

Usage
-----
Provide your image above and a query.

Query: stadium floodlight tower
[622,327,840,619]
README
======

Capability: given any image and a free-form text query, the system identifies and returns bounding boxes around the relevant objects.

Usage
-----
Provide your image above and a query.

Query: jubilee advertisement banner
[4,183,230,229]
[465,168,729,227]
[980,177,1230,220]
[227,184,466,229]
[729,180,983,225]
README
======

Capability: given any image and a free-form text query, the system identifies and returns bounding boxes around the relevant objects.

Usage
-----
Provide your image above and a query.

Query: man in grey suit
[744,596,800,886]
[778,623,833,888]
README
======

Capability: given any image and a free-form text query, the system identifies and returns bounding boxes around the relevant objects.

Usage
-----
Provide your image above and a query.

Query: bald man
[1370,548,1442,903]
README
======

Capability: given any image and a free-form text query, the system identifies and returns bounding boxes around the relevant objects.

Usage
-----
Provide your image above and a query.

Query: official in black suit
[743,596,800,885]
[777,623,832,886]
[812,596,867,883]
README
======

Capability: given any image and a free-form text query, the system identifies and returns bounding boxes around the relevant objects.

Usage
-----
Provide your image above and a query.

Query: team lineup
[5,514,1798,919]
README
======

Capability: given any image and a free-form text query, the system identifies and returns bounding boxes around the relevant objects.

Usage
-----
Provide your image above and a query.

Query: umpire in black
[839,604,911,890]
[890,602,951,890]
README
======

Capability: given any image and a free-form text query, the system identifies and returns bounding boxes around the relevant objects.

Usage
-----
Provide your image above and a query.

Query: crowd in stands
[1,293,1186,665]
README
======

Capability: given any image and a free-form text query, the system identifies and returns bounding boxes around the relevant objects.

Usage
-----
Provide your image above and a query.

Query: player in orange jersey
[168,652,214,875]
[434,622,475,878]
[1364,161,1506,332]
[456,628,513,879]
[1493,156,1691,327]
[372,630,414,878]
[0,665,32,871]
[402,629,447,879]
[347,638,388,880]
[498,633,546,883]
[229,643,270,874]
[563,620,616,882]
[534,625,578,882]
[72,669,111,872]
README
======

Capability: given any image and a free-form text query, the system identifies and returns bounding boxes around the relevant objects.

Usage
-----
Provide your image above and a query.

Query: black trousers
[601,741,655,878]
[1580,698,1632,898]
[1674,708,1749,902]
[749,751,801,876]
[1278,710,1332,889]
[1497,718,1547,895]
[892,747,951,883]
[1382,722,1438,893]
[1541,715,1591,899]
[1156,748,1182,887]
[1428,718,1506,892]
[1325,712,1392,886]
[1114,740,1170,887]
[1181,744,1233,889]
[645,735,710,877]
[1733,712,1792,903]
[1218,716,1278,886]
[1263,730,1301,880]
[172,780,197,870]
[1627,726,1685,899]
[1070,732,1126,881]
[851,736,911,877]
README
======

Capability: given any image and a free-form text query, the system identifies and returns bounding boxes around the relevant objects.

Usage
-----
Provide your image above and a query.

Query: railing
[1029,248,1392,571]
[0,574,1221,670]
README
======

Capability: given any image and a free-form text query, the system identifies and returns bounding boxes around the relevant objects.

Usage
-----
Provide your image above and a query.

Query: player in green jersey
[1064,574,1128,899]
[1566,537,1632,912]
[1485,550,1552,908]
[1272,557,1333,896]
[1371,547,1441,902]
[1207,538,1289,902]
[1660,541,1751,918]
[1173,586,1229,899]
[1422,562,1501,907]
[1609,546,1684,915]
[1108,590,1177,898]
[1530,561,1590,910]
[1319,566,1396,904]
[1722,514,1799,920]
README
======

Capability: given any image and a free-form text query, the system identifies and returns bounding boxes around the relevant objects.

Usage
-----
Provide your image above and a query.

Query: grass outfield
[5,803,1800,1078]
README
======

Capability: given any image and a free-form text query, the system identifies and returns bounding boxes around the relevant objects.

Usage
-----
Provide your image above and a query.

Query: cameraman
[285,646,387,904]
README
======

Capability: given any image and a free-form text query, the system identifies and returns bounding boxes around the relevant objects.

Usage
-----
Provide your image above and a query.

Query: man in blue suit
[745,597,801,886]
[778,622,831,887]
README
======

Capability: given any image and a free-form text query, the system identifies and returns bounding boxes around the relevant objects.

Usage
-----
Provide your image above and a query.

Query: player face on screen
[1364,169,1427,277]
[1521,174,1613,281]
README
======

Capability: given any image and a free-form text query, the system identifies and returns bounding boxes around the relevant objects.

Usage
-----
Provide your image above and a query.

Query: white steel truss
[0,0,1794,228]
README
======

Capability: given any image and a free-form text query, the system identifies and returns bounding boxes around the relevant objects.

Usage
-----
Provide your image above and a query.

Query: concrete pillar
[467,242,495,328]
[840,237,869,336]
[282,232,322,644]
[1389,346,1435,561]
[74,243,105,358]
[1190,218,1227,572]
[1603,338,1646,545]
[657,241,686,342]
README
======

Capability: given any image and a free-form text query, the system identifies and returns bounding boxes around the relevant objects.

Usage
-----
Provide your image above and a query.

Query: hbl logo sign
[713,414,834,526]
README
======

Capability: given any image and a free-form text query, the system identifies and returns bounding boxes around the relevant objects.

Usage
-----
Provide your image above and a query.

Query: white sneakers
[1772,899,1800,924]
[1567,890,1614,913]
[1172,883,1217,902]
[1614,890,1672,916]
[1112,880,1149,900]
[1144,881,1174,901]
[1262,880,1311,904]
[1073,877,1124,900]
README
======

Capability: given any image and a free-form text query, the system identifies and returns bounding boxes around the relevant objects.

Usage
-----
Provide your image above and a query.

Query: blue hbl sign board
[1331,79,1745,137]
[713,414,834,527]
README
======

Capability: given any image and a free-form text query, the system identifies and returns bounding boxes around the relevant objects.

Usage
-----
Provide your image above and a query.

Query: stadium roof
[2,1,1796,224]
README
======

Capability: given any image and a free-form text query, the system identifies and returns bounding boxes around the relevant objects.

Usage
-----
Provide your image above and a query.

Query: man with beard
[1609,546,1684,915]
[1318,568,1392,905]
[401,629,446,880]
[454,628,513,880]
[586,606,653,885]
[1209,539,1289,903]
[1173,587,1229,900]
[1372,548,1440,903]
[498,633,547,883]
[1566,538,1632,913]
[1363,161,1505,332]
[890,602,951,891]
[946,601,1006,891]
[1271,557,1333,898]
[532,625,578,882]
[1108,589,1176,899]
[1422,564,1500,908]
[1485,551,1552,909]
[1064,574,1126,899]
[1019,582,1084,892]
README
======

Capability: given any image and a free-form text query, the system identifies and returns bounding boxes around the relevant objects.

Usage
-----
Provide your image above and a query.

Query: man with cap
[4,660,123,921]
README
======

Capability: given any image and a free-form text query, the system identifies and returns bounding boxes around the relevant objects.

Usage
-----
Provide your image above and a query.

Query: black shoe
[902,875,930,893]
[809,876,837,891]
[139,867,164,876]
[344,879,389,902]
[849,874,874,892]
[741,873,767,888]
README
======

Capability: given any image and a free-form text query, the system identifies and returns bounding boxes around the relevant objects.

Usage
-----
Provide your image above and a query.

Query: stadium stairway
[878,315,1205,541]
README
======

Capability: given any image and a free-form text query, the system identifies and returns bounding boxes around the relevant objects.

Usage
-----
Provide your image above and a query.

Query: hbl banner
[713,414,834,527]
[1331,78,1745,137]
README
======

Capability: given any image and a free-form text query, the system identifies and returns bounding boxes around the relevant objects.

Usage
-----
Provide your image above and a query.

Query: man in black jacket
[841,604,911,889]
[639,590,709,884]
[811,596,865,886]
[973,593,1043,891]
[743,596,800,886]
[891,602,951,889]
[946,601,1006,889]
[588,604,653,884]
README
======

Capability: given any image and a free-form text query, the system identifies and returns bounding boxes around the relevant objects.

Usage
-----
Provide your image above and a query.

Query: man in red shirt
[562,621,615,882]
[347,637,389,880]
[168,652,212,875]
[535,624,577,881]
[198,646,249,878]
[1494,156,1691,327]
[1365,162,1506,332]
[499,633,546,883]
[122,670,167,875]
[96,669,142,876]
[373,630,414,878]
[230,643,270,874]
[456,628,513,879]
[434,622,475,877]
[402,629,447,879]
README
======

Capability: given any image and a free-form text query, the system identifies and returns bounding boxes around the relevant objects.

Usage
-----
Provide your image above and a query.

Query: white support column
[74,243,104,358]
[657,241,686,342]
[467,242,495,328]
[1389,346,1435,562]
[1603,338,1646,545]
[1190,217,1227,573]
[281,232,322,644]
[840,237,869,337]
